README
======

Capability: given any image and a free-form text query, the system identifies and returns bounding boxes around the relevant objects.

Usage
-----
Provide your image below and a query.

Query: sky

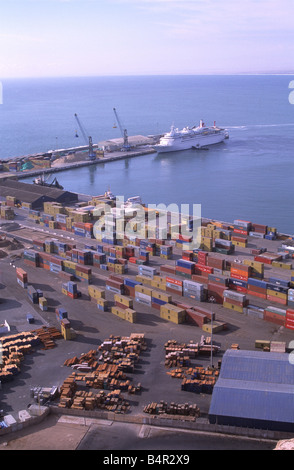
[0,0,293,78]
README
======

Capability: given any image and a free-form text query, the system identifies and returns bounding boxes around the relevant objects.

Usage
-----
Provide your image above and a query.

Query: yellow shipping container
[151,290,172,303]
[61,326,72,340]
[150,280,167,291]
[202,321,225,333]
[272,261,292,270]
[135,284,153,296]
[153,275,166,284]
[232,240,247,248]
[97,298,108,310]
[243,259,264,274]
[124,308,137,323]
[88,285,105,299]
[63,260,77,270]
[111,306,136,323]
[114,264,125,274]
[160,303,186,324]
[266,289,287,300]
[135,275,153,286]
[114,294,133,308]
[223,301,244,314]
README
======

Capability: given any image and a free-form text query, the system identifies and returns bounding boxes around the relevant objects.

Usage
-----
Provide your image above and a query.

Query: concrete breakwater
[0,147,156,182]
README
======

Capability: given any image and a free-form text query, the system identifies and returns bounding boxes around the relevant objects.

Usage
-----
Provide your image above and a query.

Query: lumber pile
[143,400,200,420]
[31,326,62,350]
[166,365,219,394]
[58,374,130,413]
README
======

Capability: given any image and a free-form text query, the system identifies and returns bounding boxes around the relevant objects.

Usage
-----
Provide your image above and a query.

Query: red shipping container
[186,309,207,326]
[266,294,287,306]
[233,228,248,236]
[263,311,285,326]
[247,284,266,294]
[231,285,247,294]
[232,235,248,243]
[254,256,272,265]
[176,266,194,274]
[160,265,176,274]
[166,276,182,287]
[285,318,294,330]
[109,274,124,283]
[123,286,135,297]
[207,256,224,270]
[195,264,213,274]
[286,308,294,317]
[192,274,208,284]
[251,223,267,233]
[247,290,267,300]
[151,302,161,310]
[230,271,249,282]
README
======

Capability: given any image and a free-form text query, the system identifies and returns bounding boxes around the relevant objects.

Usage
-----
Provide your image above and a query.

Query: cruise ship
[154,120,229,153]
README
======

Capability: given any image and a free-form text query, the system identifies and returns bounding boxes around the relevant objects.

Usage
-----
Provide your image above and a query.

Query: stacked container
[230,262,251,282]
[55,307,68,323]
[183,279,205,301]
[175,259,195,278]
[75,265,92,284]
[160,245,173,259]
[123,278,142,297]
[62,281,79,299]
[285,308,294,330]
[16,268,28,288]
[135,284,153,306]
[266,281,288,306]
[105,275,124,295]
[160,303,186,324]
[288,288,294,308]
[223,290,247,313]
[39,297,48,311]
[165,276,183,296]
[247,278,267,299]
[263,306,286,326]
[243,259,264,278]
[151,290,172,310]
[27,286,39,304]
[137,265,157,279]
[214,238,234,255]
[23,250,39,267]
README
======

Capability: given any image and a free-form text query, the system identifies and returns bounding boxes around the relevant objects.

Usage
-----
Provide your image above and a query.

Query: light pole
[209,296,216,368]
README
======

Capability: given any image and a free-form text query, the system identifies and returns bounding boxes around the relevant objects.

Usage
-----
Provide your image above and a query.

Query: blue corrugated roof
[209,350,294,423]
[220,349,294,384]
[209,378,294,422]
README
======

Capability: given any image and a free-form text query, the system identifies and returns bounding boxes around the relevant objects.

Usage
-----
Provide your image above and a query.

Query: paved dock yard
[0,204,294,451]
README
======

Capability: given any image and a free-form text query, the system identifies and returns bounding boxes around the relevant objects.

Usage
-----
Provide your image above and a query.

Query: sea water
[1,74,294,233]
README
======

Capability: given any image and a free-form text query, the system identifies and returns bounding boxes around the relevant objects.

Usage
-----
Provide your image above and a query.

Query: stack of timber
[143,400,200,420]
[31,326,63,350]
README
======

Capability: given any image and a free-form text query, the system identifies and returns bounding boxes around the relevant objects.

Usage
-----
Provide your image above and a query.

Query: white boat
[154,120,229,153]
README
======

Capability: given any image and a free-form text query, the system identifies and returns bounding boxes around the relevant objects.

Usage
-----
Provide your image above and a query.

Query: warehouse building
[98,135,158,152]
[0,180,78,210]
[209,349,294,432]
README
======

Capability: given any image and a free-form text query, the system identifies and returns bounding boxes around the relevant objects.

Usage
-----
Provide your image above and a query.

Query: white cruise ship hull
[154,120,229,154]
[154,131,227,153]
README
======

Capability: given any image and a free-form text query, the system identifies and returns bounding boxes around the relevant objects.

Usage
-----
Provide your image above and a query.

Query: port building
[208,349,294,432]
[0,180,78,210]
[98,135,158,152]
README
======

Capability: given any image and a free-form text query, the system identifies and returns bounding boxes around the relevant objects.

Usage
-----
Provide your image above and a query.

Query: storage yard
[1,181,294,444]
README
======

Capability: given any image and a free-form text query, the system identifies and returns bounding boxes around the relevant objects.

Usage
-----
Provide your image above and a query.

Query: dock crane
[74,113,96,160]
[113,107,131,151]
